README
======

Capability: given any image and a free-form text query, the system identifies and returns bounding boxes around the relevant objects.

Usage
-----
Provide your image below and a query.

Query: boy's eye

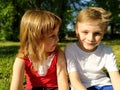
[82,31,88,34]
[94,32,102,35]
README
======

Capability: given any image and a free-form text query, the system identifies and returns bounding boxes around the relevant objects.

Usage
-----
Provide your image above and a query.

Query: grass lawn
[0,39,120,89]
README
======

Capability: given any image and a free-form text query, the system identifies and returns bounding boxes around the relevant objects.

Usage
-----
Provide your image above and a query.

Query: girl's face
[76,21,104,52]
[44,25,60,53]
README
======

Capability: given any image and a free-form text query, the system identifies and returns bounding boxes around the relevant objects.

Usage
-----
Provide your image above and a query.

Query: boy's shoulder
[98,43,113,52]
[65,42,79,52]
[99,43,111,49]
[65,42,77,49]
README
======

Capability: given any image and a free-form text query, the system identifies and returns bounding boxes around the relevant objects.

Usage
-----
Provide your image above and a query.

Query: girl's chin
[50,47,56,52]
[45,48,56,53]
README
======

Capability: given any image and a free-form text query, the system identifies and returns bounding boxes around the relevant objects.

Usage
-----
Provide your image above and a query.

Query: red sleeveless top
[23,52,58,90]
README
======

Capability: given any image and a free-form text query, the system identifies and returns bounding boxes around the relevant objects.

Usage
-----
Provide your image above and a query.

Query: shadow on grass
[0,46,19,58]
[0,45,20,90]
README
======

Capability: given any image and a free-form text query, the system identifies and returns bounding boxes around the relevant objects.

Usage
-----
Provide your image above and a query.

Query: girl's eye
[49,34,58,40]
[50,35,56,38]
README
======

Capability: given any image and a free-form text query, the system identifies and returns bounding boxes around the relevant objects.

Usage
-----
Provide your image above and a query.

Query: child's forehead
[77,20,101,26]
[77,21,104,31]
[44,27,59,37]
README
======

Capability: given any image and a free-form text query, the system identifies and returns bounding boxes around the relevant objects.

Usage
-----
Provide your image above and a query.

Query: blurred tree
[1,0,119,41]
[88,0,120,38]
[0,2,15,41]
[94,0,120,23]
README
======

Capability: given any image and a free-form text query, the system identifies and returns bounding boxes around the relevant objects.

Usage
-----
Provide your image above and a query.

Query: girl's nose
[56,35,59,42]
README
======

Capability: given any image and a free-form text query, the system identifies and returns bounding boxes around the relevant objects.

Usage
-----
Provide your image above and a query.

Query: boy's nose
[87,34,94,41]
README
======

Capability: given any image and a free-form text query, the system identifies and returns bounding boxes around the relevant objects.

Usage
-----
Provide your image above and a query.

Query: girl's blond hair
[76,7,111,32]
[18,10,61,69]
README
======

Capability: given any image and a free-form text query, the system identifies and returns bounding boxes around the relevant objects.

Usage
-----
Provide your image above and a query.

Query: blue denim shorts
[87,85,113,90]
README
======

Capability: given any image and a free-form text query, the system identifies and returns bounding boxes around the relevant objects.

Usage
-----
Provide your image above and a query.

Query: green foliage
[0,0,94,41]
[0,2,15,41]
[1,0,120,41]
[94,0,120,23]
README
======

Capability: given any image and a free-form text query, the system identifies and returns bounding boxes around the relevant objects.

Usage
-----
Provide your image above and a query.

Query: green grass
[0,40,120,90]
[0,41,19,90]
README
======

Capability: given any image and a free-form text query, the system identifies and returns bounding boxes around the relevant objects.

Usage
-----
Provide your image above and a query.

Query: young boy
[65,7,120,90]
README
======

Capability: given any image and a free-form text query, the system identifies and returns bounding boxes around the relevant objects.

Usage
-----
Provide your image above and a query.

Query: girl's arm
[10,57,25,90]
[57,49,69,90]
[69,71,87,90]
[109,71,120,90]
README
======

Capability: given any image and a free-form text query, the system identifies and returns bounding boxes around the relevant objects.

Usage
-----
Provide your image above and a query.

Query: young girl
[65,7,120,90]
[10,10,69,90]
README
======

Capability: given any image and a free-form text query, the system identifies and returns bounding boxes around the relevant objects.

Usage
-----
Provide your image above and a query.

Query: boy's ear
[75,23,79,38]
[101,34,104,40]
[75,28,79,38]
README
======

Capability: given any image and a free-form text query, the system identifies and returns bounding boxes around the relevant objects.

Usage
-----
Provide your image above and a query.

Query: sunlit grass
[0,41,20,46]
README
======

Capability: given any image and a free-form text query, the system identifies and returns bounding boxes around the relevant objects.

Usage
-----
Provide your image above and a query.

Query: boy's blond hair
[76,7,111,33]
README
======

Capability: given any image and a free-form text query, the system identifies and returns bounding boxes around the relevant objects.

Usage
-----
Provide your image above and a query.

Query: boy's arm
[10,58,25,90]
[69,71,87,90]
[109,71,120,90]
[57,49,70,90]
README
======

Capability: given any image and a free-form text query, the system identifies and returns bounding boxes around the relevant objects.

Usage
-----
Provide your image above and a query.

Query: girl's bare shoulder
[13,57,25,69]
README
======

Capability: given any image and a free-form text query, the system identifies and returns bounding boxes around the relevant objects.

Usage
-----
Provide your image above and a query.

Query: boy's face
[44,25,60,53]
[76,21,104,52]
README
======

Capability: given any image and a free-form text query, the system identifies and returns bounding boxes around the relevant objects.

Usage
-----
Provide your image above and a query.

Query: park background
[0,0,120,90]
